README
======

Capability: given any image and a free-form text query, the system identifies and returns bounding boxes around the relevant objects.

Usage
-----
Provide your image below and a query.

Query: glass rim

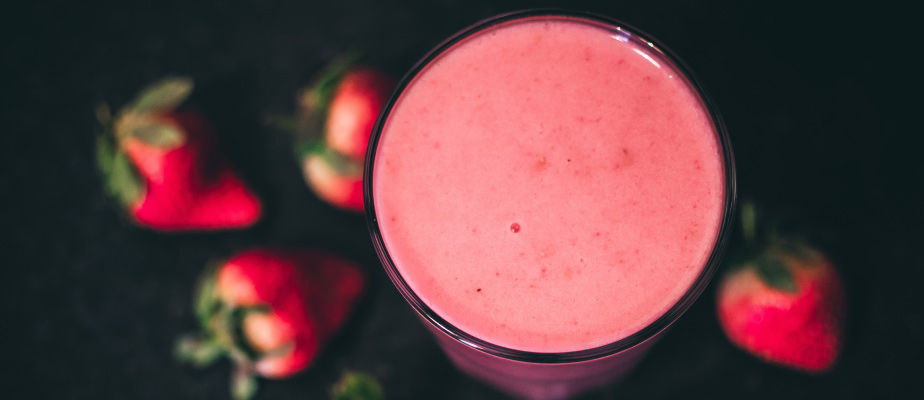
[363,8,737,363]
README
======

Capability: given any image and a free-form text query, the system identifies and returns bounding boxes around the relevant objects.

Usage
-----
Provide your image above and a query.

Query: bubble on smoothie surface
[510,223,521,233]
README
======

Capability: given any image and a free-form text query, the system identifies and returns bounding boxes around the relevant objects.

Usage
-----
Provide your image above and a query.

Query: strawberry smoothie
[367,10,733,399]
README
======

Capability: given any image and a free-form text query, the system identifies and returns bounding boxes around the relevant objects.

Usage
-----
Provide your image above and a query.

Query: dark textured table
[4,0,919,399]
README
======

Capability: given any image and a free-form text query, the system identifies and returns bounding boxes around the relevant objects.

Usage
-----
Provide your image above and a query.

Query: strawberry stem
[232,365,259,400]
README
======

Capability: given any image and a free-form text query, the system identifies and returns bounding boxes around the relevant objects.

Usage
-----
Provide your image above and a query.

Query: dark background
[3,0,920,399]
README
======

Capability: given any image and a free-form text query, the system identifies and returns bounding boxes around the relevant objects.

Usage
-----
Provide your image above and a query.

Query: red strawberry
[302,149,365,213]
[96,77,262,231]
[176,248,366,399]
[324,67,395,161]
[716,202,846,373]
[282,55,394,212]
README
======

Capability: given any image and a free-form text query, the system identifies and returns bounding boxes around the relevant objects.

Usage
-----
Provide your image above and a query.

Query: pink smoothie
[372,17,725,353]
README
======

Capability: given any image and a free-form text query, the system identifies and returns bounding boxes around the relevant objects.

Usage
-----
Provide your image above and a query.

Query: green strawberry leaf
[97,103,144,209]
[96,104,117,175]
[195,264,220,330]
[331,371,384,400]
[129,76,194,114]
[174,334,225,368]
[96,131,115,175]
[129,123,186,149]
[754,254,796,293]
[107,149,144,207]
[296,138,326,160]
[319,146,363,176]
[232,366,259,400]
[307,51,362,112]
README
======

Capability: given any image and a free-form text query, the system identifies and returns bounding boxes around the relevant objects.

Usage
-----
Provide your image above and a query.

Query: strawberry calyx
[115,76,194,148]
[96,77,195,210]
[751,250,796,293]
[177,249,367,399]
[126,76,194,114]
[286,52,363,160]
[96,106,144,208]
[265,53,361,166]
[269,54,393,212]
[176,263,295,400]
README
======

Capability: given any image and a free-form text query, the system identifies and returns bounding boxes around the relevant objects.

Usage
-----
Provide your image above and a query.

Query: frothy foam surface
[373,17,725,353]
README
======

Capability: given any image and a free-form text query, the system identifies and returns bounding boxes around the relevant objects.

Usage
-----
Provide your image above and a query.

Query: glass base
[426,323,669,399]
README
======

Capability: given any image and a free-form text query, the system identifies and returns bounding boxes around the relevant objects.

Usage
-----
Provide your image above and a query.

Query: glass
[364,9,736,400]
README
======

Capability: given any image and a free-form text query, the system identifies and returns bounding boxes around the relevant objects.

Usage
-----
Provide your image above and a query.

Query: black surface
[4,0,920,399]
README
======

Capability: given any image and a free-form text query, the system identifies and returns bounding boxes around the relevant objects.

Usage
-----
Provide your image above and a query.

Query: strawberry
[323,67,395,161]
[302,148,365,212]
[176,248,366,400]
[716,202,846,373]
[96,77,262,231]
[278,55,394,212]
